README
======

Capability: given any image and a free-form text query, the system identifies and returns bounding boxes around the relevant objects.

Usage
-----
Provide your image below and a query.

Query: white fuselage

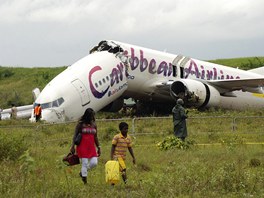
[33,40,264,122]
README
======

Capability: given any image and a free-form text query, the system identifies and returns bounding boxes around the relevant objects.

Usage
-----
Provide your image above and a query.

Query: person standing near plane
[70,108,101,184]
[0,108,2,120]
[172,98,188,141]
[34,103,42,122]
[11,104,17,119]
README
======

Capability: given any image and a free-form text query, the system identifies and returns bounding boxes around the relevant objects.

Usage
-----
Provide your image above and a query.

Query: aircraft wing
[208,77,264,93]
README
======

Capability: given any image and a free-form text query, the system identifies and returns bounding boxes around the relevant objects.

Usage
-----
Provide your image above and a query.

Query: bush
[0,133,28,160]
[157,136,195,150]
[0,69,14,79]
[249,158,261,167]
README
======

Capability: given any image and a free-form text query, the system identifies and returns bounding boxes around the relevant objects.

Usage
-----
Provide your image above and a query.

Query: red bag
[63,153,80,166]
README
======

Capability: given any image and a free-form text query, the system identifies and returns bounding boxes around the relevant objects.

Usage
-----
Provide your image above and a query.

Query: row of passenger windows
[94,70,122,88]
[94,75,110,88]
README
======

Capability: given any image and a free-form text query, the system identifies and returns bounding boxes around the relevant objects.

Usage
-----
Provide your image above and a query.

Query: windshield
[36,97,65,109]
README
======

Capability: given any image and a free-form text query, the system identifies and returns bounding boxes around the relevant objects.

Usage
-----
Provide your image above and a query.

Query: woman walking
[70,108,101,184]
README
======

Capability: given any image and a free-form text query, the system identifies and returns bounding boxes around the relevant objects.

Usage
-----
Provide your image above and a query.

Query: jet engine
[170,79,221,108]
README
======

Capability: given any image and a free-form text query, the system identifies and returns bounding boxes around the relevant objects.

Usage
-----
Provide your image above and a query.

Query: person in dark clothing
[0,108,2,120]
[11,104,17,119]
[172,98,188,141]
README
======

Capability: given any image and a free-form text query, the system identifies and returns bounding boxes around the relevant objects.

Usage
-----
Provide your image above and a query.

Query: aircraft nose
[41,109,65,123]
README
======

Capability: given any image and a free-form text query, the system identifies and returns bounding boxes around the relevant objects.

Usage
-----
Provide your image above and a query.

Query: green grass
[1,114,264,197]
[208,56,264,70]
[0,66,66,108]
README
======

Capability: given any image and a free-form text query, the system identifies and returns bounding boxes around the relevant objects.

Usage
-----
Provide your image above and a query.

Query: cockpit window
[52,100,58,107]
[39,97,65,109]
[58,97,64,105]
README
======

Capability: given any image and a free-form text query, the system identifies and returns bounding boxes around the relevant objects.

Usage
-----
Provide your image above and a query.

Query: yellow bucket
[105,160,120,184]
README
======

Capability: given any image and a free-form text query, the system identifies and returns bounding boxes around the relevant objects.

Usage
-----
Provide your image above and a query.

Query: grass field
[1,114,264,197]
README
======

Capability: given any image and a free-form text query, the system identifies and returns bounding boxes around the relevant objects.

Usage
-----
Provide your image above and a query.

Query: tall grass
[1,114,264,197]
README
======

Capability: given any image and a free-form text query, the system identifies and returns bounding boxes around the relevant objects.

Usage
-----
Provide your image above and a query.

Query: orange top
[34,106,42,116]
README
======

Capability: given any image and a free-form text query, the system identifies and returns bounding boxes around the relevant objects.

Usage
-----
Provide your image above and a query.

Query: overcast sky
[0,0,264,67]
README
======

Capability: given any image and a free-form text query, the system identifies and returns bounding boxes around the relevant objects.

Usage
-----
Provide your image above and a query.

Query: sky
[0,0,264,67]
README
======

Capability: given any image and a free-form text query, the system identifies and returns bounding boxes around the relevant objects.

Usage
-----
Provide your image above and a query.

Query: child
[111,122,136,184]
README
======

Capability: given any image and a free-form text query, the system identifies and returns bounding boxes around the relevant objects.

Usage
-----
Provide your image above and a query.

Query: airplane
[0,88,40,120]
[0,104,33,120]
[29,40,264,123]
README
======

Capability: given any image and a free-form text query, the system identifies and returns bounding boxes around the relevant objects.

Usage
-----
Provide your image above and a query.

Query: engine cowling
[170,79,220,108]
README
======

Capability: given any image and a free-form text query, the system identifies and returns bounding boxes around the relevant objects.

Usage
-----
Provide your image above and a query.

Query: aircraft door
[172,55,191,78]
[71,79,90,106]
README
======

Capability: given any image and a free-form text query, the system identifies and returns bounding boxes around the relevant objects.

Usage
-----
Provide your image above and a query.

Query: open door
[71,79,90,106]
[172,55,191,79]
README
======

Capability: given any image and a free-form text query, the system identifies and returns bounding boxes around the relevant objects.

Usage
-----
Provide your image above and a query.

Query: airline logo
[184,60,241,80]
[126,47,241,80]
[88,66,109,99]
[126,48,173,77]
[89,46,242,99]
[88,63,127,99]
